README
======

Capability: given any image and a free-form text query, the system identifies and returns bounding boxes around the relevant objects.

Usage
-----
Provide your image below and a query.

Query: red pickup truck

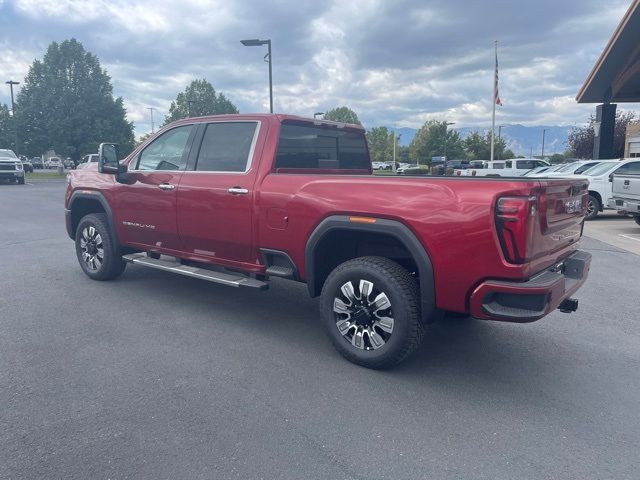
[65,114,591,368]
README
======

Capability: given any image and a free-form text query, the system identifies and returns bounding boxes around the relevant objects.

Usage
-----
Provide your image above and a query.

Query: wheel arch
[305,215,437,322]
[66,191,118,244]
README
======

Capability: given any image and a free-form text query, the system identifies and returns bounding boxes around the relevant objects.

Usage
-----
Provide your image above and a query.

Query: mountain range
[393,124,573,157]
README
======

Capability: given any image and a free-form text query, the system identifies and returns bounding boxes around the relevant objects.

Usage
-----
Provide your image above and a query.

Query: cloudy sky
[0,0,633,137]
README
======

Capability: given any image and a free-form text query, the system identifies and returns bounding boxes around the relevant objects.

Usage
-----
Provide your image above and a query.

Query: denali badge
[122,221,156,229]
[564,199,582,214]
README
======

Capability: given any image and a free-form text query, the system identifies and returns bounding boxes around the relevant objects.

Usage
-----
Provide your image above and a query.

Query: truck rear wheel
[585,194,600,220]
[319,256,424,369]
[75,213,126,281]
[635,216,640,227]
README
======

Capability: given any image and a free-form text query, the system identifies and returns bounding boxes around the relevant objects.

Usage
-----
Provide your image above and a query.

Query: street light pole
[241,38,273,113]
[444,121,456,163]
[267,40,273,114]
[5,80,20,155]
[147,107,155,133]
[541,128,547,160]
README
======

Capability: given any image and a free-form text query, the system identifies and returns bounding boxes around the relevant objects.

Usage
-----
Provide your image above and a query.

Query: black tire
[17,177,25,185]
[320,256,424,369]
[75,213,126,280]
[634,216,640,227]
[585,194,600,220]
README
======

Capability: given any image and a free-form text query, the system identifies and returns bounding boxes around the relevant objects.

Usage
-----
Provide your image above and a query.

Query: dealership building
[576,0,640,159]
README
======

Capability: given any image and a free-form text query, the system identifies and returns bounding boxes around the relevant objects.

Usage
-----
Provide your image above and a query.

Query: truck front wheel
[75,213,126,281]
[319,256,424,369]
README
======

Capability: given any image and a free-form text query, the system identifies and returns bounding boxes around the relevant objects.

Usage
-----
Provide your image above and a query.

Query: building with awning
[576,0,640,158]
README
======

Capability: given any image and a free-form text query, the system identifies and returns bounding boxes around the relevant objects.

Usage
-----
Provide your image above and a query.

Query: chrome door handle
[158,183,175,190]
[228,187,249,195]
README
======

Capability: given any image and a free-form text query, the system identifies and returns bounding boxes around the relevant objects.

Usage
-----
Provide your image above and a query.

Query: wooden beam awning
[577,0,640,103]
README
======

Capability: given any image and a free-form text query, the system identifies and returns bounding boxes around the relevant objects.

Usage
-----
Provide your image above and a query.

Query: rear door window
[516,160,536,169]
[615,162,640,175]
[275,123,369,171]
[194,122,258,172]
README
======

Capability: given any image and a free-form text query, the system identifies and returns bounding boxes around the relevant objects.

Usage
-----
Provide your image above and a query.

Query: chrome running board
[122,253,268,290]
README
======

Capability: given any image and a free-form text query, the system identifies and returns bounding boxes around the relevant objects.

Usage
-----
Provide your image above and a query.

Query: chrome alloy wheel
[333,280,394,350]
[586,199,596,217]
[79,226,104,271]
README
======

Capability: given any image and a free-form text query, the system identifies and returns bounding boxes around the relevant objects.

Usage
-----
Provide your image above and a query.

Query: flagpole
[490,40,497,162]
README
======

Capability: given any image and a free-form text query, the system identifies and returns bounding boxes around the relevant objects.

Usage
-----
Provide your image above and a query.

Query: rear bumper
[608,197,640,215]
[470,250,591,322]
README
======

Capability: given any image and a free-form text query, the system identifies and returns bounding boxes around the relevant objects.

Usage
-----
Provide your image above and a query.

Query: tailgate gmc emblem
[564,199,582,214]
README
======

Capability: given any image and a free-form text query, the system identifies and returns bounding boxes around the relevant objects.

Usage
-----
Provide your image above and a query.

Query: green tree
[549,153,566,164]
[568,110,636,159]
[409,120,464,165]
[163,79,238,124]
[323,106,361,125]
[16,39,134,160]
[0,103,15,150]
[135,132,153,148]
[366,126,394,163]
[463,131,512,160]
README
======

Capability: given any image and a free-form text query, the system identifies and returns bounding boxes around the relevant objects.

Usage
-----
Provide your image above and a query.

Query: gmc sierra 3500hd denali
[65,114,591,368]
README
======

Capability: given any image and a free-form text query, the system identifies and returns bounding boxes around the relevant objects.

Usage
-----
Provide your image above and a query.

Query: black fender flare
[305,215,437,322]
[66,190,118,244]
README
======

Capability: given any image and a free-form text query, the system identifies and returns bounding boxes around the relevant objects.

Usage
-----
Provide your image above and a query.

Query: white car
[77,154,99,170]
[578,159,640,219]
[460,158,549,177]
[46,156,62,168]
[525,160,603,178]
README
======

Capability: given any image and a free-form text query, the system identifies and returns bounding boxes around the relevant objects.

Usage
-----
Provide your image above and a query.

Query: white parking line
[620,234,640,243]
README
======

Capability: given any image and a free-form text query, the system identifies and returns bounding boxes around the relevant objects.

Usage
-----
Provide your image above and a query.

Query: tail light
[495,196,538,264]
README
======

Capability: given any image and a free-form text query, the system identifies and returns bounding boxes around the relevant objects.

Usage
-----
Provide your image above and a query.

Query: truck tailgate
[531,178,589,262]
[613,174,640,201]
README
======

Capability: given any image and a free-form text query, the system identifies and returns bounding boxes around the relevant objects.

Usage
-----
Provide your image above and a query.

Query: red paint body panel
[65,114,589,318]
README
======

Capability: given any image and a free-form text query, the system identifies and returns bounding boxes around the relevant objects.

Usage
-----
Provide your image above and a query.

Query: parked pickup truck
[64,114,591,368]
[460,158,550,177]
[0,148,25,184]
[608,173,640,226]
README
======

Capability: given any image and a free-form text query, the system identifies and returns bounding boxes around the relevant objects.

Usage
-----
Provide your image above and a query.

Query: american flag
[494,47,503,106]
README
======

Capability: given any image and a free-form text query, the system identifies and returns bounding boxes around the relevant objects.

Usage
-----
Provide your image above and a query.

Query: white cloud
[1,0,635,136]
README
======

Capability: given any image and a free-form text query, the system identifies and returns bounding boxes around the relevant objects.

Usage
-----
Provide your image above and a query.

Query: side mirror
[608,173,614,183]
[98,143,121,174]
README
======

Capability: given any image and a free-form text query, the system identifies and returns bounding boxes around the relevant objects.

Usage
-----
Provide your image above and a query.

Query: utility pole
[187,99,197,118]
[5,80,20,155]
[147,107,155,133]
[541,128,547,160]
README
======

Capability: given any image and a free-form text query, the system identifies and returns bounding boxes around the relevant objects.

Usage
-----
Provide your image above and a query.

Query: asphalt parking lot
[1,180,639,480]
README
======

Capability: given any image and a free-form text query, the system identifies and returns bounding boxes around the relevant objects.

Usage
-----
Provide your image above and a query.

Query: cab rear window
[275,123,369,172]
